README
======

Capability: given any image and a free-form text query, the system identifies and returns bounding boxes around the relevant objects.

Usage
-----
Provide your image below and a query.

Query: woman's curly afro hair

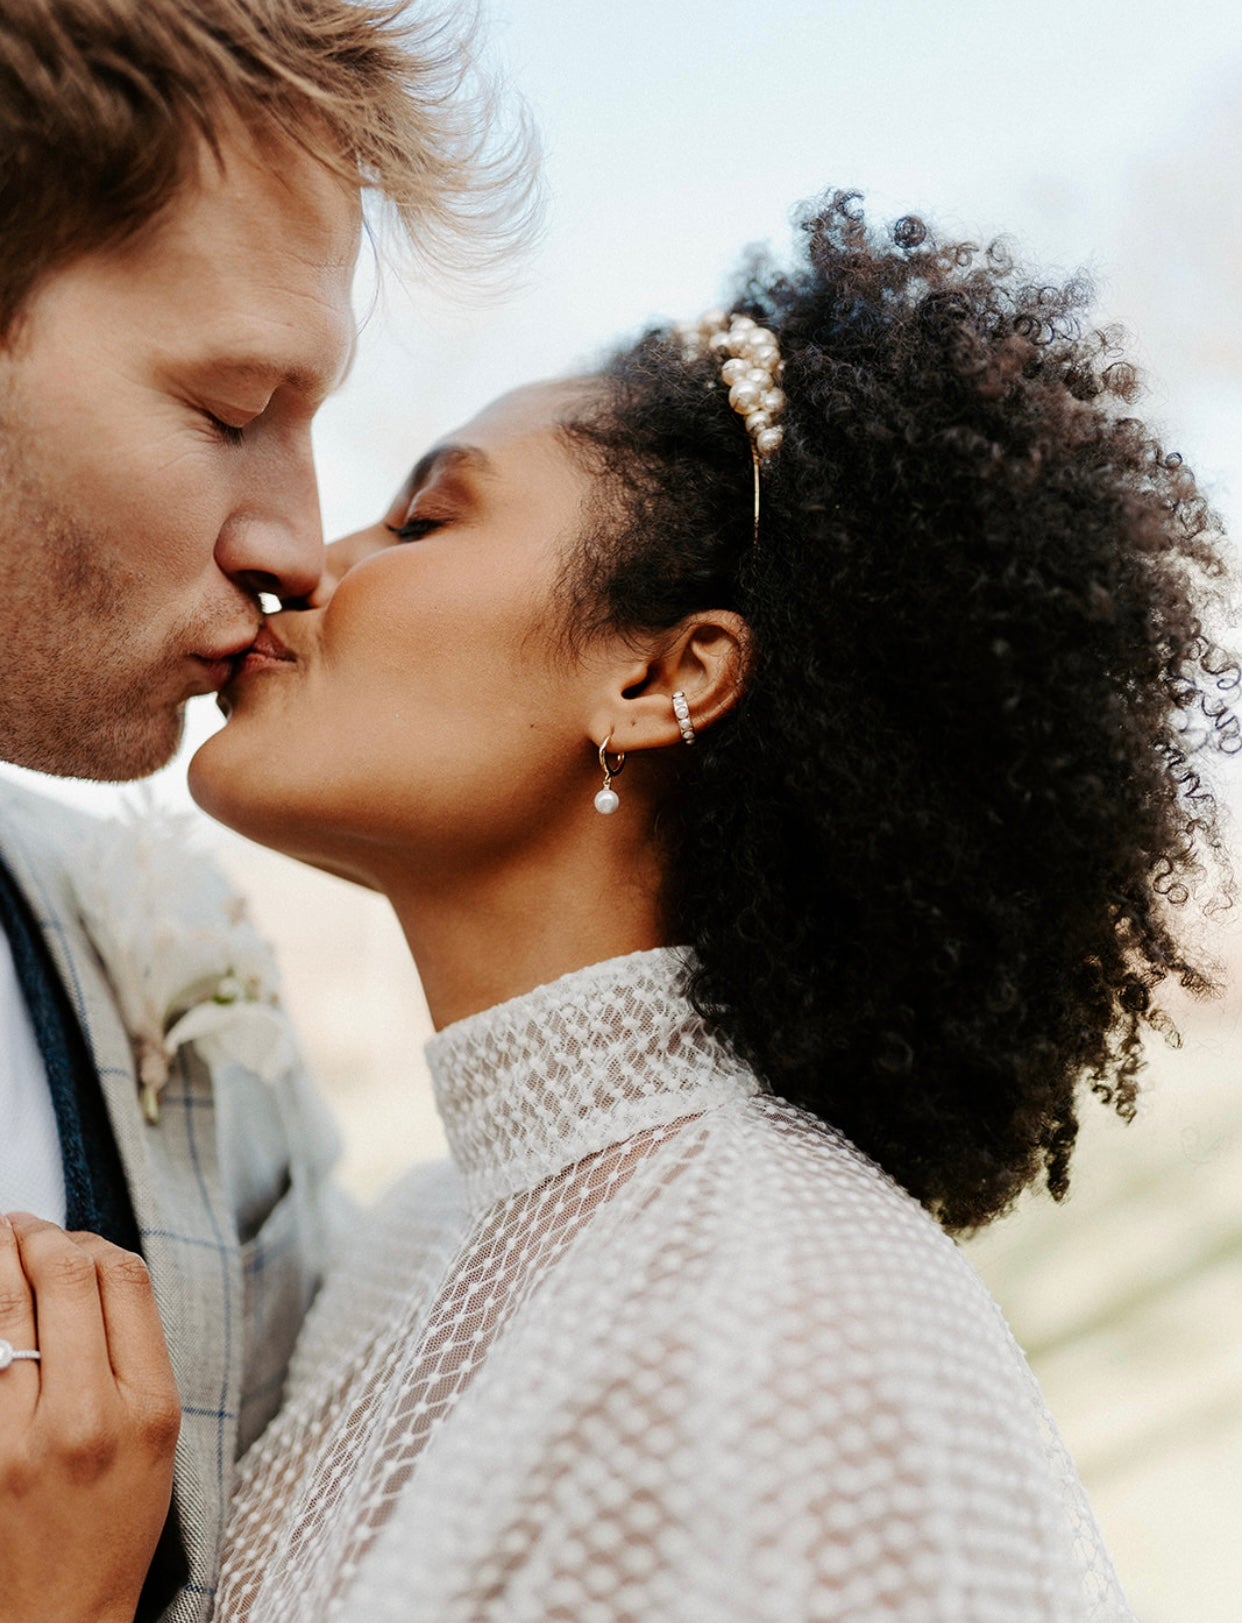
[558,190,1238,1233]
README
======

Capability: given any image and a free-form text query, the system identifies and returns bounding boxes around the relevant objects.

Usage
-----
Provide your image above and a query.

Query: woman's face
[188,378,607,879]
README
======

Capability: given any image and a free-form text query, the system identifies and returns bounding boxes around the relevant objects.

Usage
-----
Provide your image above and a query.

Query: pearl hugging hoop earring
[594,734,626,815]
[672,691,696,746]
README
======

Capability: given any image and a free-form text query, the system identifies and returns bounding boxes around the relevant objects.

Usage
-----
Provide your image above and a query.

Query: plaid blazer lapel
[0,786,242,1623]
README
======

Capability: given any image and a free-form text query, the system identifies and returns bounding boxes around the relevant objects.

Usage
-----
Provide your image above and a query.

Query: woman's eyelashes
[386,515,447,543]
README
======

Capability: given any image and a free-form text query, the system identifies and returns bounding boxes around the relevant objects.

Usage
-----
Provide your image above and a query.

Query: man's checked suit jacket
[0,777,341,1623]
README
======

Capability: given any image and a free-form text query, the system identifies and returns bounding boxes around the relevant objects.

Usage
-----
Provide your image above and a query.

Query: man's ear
[588,610,750,756]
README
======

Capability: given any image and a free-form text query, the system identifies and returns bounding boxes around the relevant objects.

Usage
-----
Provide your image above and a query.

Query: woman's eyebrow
[405,442,494,494]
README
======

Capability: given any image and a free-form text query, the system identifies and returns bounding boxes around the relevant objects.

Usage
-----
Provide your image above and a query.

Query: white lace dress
[216,947,1134,1622]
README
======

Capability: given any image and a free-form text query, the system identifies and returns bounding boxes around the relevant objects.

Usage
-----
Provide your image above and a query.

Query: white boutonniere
[71,797,295,1123]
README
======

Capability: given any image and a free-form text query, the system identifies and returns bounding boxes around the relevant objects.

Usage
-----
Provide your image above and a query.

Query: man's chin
[90,711,188,784]
[0,706,186,784]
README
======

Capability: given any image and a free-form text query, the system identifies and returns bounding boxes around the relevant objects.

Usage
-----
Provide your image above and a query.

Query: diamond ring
[0,1337,41,1371]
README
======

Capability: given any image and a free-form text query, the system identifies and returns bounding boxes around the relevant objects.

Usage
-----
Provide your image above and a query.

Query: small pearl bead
[731,314,756,332]
[746,367,773,390]
[762,387,786,414]
[701,307,727,331]
[745,409,771,435]
[708,329,732,353]
[594,788,620,815]
[755,426,784,455]
[751,344,779,370]
[720,358,750,384]
[728,382,762,413]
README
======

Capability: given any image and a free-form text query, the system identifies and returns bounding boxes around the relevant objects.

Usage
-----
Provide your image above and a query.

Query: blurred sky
[10,0,1242,821]
[322,0,1242,537]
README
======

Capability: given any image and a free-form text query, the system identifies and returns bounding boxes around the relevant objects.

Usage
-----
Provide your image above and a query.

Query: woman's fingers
[0,1213,40,1404]
[0,1222,178,1623]
[0,1218,178,1449]
[70,1232,180,1449]
[8,1212,112,1425]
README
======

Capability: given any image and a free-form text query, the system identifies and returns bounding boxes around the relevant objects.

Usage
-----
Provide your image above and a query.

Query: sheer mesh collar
[425,947,761,1214]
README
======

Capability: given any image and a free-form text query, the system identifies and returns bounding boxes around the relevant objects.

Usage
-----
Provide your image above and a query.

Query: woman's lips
[215,626,297,717]
[232,624,298,678]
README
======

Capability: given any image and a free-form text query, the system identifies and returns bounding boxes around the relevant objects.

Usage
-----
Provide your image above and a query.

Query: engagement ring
[0,1338,40,1370]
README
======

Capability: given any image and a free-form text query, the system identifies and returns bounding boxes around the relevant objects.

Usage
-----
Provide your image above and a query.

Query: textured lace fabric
[217,947,1134,1622]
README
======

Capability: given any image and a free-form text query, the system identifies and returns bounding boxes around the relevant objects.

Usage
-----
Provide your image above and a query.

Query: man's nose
[214,443,326,604]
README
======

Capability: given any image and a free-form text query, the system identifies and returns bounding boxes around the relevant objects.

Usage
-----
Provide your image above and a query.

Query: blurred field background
[5,1,1242,1615]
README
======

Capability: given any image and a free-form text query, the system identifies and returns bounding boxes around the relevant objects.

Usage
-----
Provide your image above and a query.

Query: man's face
[0,131,360,780]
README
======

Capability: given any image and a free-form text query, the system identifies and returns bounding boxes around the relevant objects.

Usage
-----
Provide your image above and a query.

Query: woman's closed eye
[386,515,447,543]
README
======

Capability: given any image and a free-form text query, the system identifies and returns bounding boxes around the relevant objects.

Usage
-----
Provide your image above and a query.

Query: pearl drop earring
[594,734,625,815]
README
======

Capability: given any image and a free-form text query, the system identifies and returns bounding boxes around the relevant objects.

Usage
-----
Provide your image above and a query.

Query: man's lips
[190,625,297,702]
[191,633,262,691]
[212,625,298,717]
[212,616,298,694]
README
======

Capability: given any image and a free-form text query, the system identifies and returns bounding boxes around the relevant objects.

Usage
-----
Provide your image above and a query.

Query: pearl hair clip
[677,309,786,540]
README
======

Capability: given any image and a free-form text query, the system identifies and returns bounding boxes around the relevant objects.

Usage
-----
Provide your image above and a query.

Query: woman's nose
[306,525,388,608]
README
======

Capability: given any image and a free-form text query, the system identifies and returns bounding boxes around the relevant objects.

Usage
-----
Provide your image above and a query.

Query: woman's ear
[588,610,750,756]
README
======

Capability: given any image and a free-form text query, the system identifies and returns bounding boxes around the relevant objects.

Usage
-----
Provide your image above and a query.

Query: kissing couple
[0,1,1226,1619]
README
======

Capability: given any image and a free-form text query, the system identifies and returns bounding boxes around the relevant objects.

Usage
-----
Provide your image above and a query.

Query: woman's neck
[379,817,670,1030]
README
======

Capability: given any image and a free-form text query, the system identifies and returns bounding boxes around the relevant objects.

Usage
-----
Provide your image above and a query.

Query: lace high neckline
[425,947,760,1213]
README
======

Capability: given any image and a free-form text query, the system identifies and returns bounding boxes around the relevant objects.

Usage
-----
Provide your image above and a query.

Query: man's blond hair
[0,0,536,336]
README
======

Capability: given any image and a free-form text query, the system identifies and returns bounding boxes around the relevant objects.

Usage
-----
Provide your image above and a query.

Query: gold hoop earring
[594,733,626,815]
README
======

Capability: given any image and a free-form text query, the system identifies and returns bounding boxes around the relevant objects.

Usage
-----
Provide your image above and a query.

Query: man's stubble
[0,424,205,781]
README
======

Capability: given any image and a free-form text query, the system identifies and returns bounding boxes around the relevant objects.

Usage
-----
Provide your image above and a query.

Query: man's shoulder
[0,772,110,854]
[0,774,234,909]
[0,776,125,926]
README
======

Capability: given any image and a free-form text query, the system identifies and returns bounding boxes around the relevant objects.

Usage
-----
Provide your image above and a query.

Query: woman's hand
[0,1212,180,1623]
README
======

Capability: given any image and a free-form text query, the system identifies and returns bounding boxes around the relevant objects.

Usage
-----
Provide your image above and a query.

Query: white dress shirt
[0,928,66,1223]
